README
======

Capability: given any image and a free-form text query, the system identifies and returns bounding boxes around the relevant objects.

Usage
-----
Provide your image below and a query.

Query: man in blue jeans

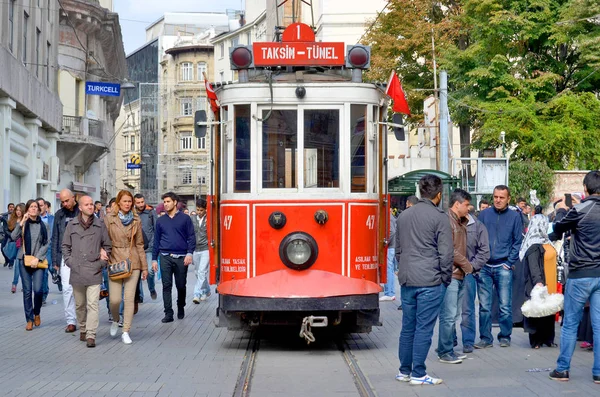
[436,189,473,364]
[395,174,454,385]
[550,171,600,382]
[380,208,397,302]
[475,185,523,349]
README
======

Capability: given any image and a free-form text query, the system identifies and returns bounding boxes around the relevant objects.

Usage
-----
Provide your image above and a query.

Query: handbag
[108,224,135,280]
[22,223,48,269]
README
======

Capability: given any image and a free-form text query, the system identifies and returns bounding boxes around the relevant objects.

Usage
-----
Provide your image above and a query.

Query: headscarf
[519,214,550,261]
[118,210,134,226]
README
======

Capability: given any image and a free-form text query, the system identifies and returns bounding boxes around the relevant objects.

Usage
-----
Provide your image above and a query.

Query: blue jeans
[20,261,44,322]
[12,258,21,286]
[384,248,396,297]
[102,268,111,311]
[42,268,49,300]
[438,279,464,356]
[399,284,446,378]
[556,277,600,376]
[457,273,477,347]
[478,265,513,344]
[145,252,156,294]
[193,250,210,297]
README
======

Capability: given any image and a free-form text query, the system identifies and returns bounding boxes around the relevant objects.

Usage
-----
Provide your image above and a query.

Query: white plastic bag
[521,284,564,318]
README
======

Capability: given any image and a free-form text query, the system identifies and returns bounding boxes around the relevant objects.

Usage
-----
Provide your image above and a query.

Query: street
[0,266,598,397]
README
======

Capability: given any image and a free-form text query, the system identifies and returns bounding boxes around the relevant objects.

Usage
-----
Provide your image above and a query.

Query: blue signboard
[126,163,142,169]
[85,81,121,97]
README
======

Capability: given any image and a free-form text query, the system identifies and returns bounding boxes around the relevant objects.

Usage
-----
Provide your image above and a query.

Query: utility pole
[439,70,449,173]
[432,29,440,170]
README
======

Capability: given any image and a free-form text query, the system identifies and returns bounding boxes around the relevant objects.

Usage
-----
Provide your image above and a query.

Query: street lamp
[500,131,506,157]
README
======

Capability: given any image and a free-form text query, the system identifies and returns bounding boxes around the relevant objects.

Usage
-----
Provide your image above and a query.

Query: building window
[219,71,224,82]
[246,32,252,45]
[231,36,239,47]
[181,97,193,116]
[9,0,15,52]
[47,0,51,21]
[197,62,207,80]
[23,12,29,64]
[181,169,192,185]
[36,28,41,77]
[198,175,206,185]
[219,42,224,58]
[196,97,207,112]
[131,135,136,152]
[46,42,51,86]
[198,136,206,150]
[180,132,193,150]
[180,62,193,81]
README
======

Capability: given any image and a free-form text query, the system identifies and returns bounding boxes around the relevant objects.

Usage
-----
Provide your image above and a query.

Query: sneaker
[455,351,467,359]
[499,339,511,347]
[474,341,493,349]
[410,374,443,386]
[122,332,132,345]
[379,295,395,302]
[108,314,113,322]
[549,369,569,381]
[581,341,593,349]
[395,371,411,382]
[200,292,211,301]
[118,319,123,328]
[593,375,600,384]
[110,322,119,337]
[161,315,174,323]
[438,352,462,364]
[150,291,157,300]
[463,345,474,354]
[193,296,200,304]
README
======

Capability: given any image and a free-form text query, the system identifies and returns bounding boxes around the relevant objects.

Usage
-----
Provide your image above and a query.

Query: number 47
[223,215,233,230]
[366,215,375,230]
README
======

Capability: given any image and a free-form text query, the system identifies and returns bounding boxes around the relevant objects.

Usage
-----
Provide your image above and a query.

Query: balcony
[60,115,109,168]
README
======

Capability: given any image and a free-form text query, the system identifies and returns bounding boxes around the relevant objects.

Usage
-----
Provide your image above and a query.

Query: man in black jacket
[550,171,600,383]
[394,174,454,386]
[52,189,80,333]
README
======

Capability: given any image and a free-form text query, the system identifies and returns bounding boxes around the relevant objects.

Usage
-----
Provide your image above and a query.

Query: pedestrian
[192,199,210,303]
[380,208,397,302]
[8,203,25,292]
[152,192,195,323]
[134,193,158,300]
[475,199,489,218]
[52,189,80,333]
[437,189,474,364]
[1,203,15,267]
[405,195,418,209]
[394,174,454,385]
[520,211,557,349]
[62,196,111,348]
[549,171,600,383]
[517,197,530,231]
[475,185,523,348]
[94,201,105,219]
[458,212,490,353]
[37,197,54,305]
[12,200,50,330]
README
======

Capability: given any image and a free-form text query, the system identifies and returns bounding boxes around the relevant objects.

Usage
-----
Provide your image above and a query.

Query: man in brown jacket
[62,196,111,348]
[436,189,474,364]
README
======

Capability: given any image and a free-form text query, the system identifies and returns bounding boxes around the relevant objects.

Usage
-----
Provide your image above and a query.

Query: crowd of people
[0,189,210,348]
[387,171,600,386]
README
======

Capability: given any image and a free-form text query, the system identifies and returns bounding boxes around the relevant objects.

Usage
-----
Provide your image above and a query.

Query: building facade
[0,0,62,209]
[57,0,126,203]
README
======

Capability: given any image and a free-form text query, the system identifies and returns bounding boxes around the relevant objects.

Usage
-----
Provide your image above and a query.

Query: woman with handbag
[105,190,148,344]
[7,203,25,293]
[11,200,49,330]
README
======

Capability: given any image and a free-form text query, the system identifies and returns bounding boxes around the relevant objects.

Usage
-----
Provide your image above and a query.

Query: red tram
[205,23,391,336]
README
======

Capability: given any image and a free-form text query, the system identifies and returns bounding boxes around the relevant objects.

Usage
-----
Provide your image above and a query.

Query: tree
[509,160,555,207]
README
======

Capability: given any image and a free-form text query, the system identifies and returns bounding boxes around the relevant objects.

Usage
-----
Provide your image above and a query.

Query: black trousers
[160,255,188,316]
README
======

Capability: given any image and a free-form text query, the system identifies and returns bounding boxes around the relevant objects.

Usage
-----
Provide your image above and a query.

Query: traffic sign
[85,81,121,97]
[127,163,142,169]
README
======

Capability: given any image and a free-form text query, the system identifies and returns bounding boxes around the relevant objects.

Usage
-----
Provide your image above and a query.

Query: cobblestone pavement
[0,265,597,397]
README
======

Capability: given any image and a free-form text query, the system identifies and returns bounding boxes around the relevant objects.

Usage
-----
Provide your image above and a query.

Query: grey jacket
[466,214,490,273]
[191,214,208,251]
[11,222,49,261]
[52,206,79,267]
[62,216,112,286]
[138,207,157,253]
[395,199,454,287]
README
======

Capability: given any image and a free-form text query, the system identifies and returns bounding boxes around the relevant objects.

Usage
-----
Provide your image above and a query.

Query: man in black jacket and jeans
[550,171,600,383]
[152,192,195,323]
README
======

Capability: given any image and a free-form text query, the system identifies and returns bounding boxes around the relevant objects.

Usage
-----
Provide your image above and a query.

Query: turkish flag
[386,71,410,116]
[203,72,219,113]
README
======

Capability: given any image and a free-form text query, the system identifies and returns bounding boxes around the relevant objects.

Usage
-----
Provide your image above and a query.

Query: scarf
[78,212,95,230]
[24,217,48,255]
[519,214,550,261]
[118,210,134,226]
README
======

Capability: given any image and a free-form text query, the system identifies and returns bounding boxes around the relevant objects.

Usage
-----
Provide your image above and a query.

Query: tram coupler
[299,315,328,344]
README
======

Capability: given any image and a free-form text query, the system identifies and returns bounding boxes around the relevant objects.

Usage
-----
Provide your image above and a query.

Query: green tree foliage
[509,160,555,207]
[440,0,600,170]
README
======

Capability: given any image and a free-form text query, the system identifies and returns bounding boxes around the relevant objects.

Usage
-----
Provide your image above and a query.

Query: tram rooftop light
[345,45,371,69]
[230,46,254,70]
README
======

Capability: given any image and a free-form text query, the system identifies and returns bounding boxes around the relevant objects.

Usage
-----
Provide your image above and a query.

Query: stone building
[0,0,62,209]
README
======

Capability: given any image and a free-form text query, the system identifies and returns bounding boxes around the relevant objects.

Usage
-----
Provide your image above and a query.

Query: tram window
[222,106,229,193]
[350,105,367,192]
[262,110,297,189]
[304,109,339,188]
[234,105,251,192]
[373,105,379,194]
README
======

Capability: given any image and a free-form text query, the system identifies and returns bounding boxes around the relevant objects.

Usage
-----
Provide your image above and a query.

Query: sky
[115,0,245,55]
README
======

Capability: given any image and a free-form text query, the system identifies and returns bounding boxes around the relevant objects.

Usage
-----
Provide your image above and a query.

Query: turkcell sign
[126,163,142,169]
[253,42,345,67]
[85,81,121,97]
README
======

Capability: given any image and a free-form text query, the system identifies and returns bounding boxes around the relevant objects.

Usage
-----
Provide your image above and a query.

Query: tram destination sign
[253,42,345,67]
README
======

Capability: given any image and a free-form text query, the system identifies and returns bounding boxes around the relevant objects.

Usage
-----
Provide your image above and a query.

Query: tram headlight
[279,232,318,271]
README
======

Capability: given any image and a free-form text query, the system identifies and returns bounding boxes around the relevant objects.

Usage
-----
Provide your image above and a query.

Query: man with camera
[549,171,600,383]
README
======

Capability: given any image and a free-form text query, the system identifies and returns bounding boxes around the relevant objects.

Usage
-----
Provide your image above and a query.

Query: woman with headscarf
[11,200,49,330]
[519,208,557,349]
